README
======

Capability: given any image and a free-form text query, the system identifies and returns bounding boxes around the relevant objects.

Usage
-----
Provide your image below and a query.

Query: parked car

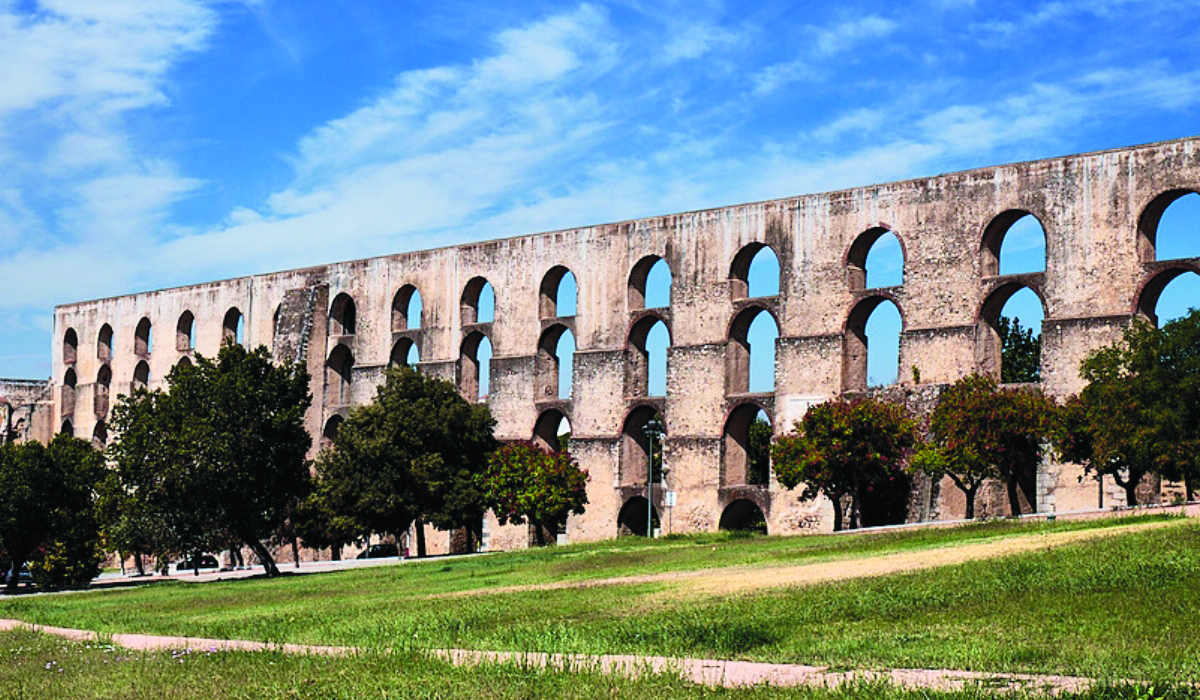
[175,554,220,572]
[4,564,32,587]
[356,543,399,559]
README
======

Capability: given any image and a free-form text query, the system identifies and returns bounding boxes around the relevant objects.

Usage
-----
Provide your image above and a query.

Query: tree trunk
[1005,474,1024,516]
[964,484,979,519]
[415,519,427,558]
[245,538,280,577]
[830,495,844,532]
[533,518,546,546]
[291,534,301,569]
[1123,481,1140,507]
[134,553,145,576]
[1186,476,1196,503]
[331,544,341,561]
[1017,468,1038,514]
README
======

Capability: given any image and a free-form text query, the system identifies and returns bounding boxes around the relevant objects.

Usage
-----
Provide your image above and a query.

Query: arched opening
[62,328,78,365]
[620,406,665,486]
[533,409,572,452]
[61,368,77,416]
[176,311,195,351]
[1137,267,1200,326]
[392,285,422,331]
[176,356,193,369]
[727,306,779,394]
[326,344,354,406]
[94,364,111,418]
[981,210,1046,276]
[1139,190,1200,262]
[729,243,780,299]
[92,421,107,450]
[330,293,357,336]
[719,499,768,534]
[844,297,903,391]
[97,324,113,362]
[617,496,661,537]
[978,283,1046,381]
[134,317,153,356]
[133,361,150,391]
[866,301,902,387]
[846,227,904,289]
[536,325,575,400]
[722,404,771,487]
[222,308,243,346]
[59,419,73,437]
[459,332,492,401]
[321,415,343,451]
[626,315,671,397]
[628,255,673,309]
[390,338,420,368]
[540,266,577,318]
[461,277,495,324]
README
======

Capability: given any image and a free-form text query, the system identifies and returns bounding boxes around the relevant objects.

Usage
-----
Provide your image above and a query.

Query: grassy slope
[1,515,1197,681]
[1,629,1194,700]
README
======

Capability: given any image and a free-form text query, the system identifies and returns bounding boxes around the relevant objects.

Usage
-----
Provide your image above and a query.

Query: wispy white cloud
[814,15,896,55]
[0,0,214,255]
[661,22,737,62]
[751,59,819,97]
[751,14,897,95]
[811,108,888,142]
[2,0,1200,379]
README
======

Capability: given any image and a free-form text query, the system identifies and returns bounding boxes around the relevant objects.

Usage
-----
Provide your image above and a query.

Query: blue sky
[1,0,1199,382]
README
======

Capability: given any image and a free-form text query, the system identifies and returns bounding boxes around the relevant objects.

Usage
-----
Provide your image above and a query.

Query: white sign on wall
[780,395,827,431]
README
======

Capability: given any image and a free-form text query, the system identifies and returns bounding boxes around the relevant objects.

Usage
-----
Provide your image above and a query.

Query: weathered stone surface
[42,137,1200,548]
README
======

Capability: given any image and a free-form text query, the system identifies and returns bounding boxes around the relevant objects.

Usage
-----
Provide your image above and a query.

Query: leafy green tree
[0,435,104,591]
[291,486,359,560]
[103,389,206,574]
[928,374,1055,516]
[999,316,1041,383]
[312,367,496,557]
[1148,309,1200,498]
[106,345,312,577]
[909,442,991,519]
[747,417,772,485]
[772,398,916,531]
[1057,311,1200,503]
[478,442,589,546]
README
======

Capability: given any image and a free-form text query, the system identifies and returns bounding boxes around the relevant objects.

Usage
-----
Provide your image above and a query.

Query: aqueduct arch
[46,137,1200,548]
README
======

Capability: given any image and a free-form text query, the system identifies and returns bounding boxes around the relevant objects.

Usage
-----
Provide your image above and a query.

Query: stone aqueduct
[47,137,1200,552]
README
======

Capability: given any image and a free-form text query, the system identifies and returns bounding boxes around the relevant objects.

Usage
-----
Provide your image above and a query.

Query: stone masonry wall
[46,136,1200,548]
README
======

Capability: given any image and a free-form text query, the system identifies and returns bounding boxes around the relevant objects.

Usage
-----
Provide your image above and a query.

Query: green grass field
[3,514,1198,697]
[7,628,1197,700]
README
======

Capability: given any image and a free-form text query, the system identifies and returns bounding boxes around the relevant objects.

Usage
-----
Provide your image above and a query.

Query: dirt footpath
[432,518,1185,599]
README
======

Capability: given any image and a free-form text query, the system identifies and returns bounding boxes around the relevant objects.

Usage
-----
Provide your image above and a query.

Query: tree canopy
[999,315,1041,383]
[772,397,916,531]
[478,442,588,545]
[1057,310,1200,503]
[925,374,1055,516]
[306,367,496,557]
[0,435,105,591]
[106,344,312,577]
[747,416,772,486]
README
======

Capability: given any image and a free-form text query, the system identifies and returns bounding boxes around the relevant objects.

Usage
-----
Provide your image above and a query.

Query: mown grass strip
[2,629,1195,700]
[0,515,1194,682]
